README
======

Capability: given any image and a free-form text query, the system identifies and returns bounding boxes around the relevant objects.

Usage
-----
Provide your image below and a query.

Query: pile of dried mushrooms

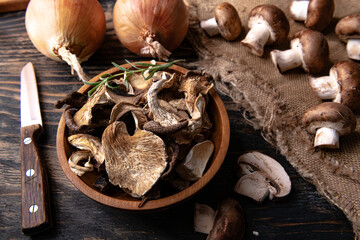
[56,62,215,201]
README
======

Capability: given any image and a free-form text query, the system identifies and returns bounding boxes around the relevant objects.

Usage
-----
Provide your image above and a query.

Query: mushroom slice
[147,71,181,127]
[68,150,93,176]
[102,121,167,198]
[235,151,291,201]
[68,134,105,165]
[194,203,216,234]
[207,198,245,240]
[178,70,213,113]
[176,140,214,181]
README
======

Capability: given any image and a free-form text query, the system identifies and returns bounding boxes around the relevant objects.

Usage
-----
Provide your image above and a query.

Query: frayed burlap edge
[185,2,360,238]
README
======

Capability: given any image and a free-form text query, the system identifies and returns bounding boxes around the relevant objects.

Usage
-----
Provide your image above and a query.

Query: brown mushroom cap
[335,14,360,43]
[214,2,242,41]
[248,4,290,44]
[333,60,360,112]
[306,0,334,31]
[302,102,356,135]
[294,29,329,74]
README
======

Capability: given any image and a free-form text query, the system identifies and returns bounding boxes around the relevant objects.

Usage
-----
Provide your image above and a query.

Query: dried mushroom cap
[207,198,245,240]
[234,151,291,201]
[68,150,93,176]
[179,70,213,113]
[102,121,167,198]
[68,134,105,164]
[109,101,147,126]
[176,140,214,181]
[302,102,356,148]
[54,91,88,109]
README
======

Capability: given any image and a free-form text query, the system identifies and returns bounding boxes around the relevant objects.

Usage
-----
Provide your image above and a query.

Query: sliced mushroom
[102,121,168,198]
[68,150,93,176]
[234,151,291,201]
[176,140,214,181]
[194,198,246,240]
[241,5,289,57]
[309,60,360,112]
[200,2,242,40]
[290,0,334,31]
[270,29,329,74]
[302,102,356,149]
[68,134,105,165]
[335,14,360,61]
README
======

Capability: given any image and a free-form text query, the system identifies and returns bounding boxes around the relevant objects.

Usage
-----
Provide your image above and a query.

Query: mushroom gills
[270,38,304,73]
[314,126,339,148]
[346,39,360,61]
[290,0,309,21]
[309,71,340,100]
[241,18,271,56]
[200,18,220,37]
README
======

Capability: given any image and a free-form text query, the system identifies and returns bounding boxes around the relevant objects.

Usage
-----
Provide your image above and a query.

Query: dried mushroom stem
[346,39,360,60]
[270,39,303,72]
[57,46,90,82]
[314,127,339,148]
[290,1,309,21]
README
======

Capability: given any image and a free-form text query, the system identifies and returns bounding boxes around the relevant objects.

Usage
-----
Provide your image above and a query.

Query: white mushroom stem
[309,75,340,100]
[194,203,216,234]
[346,39,360,61]
[290,0,309,21]
[241,20,271,56]
[314,127,339,148]
[200,18,220,37]
[270,38,303,73]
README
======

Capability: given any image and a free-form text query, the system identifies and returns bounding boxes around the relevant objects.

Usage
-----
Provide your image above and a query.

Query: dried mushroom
[102,121,168,198]
[68,134,105,165]
[68,150,93,176]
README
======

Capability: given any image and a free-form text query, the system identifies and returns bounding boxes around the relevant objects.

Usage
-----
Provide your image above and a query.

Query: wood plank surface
[0,0,354,239]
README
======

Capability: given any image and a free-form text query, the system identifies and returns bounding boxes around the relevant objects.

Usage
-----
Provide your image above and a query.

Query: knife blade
[20,62,51,235]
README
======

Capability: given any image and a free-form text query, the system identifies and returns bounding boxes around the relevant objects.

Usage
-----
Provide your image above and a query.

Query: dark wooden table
[0,1,355,239]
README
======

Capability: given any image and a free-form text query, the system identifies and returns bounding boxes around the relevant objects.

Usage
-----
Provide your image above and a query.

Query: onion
[25,0,106,81]
[113,0,189,61]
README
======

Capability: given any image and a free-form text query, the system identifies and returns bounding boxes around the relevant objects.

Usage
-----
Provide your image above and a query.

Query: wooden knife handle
[21,124,51,235]
[0,0,29,13]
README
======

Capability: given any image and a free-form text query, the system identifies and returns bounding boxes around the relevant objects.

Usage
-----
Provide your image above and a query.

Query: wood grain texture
[0,0,29,13]
[0,0,354,239]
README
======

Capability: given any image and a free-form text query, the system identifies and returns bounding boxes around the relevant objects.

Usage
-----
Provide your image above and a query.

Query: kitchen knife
[20,62,51,235]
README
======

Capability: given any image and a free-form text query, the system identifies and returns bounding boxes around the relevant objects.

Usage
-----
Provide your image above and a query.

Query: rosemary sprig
[84,59,184,97]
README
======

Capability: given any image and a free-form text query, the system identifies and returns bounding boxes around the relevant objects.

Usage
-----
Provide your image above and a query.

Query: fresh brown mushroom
[309,60,360,112]
[234,151,291,202]
[194,198,245,240]
[335,14,360,61]
[241,5,289,57]
[102,121,168,198]
[290,0,334,31]
[270,29,329,74]
[302,102,357,149]
[200,2,242,41]
[176,140,214,181]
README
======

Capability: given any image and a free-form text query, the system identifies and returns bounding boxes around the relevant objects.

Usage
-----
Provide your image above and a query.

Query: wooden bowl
[56,62,230,210]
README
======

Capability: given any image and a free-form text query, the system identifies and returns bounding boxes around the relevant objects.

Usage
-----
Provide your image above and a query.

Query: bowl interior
[56,62,230,210]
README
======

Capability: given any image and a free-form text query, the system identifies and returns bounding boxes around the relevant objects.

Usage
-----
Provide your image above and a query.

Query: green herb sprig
[84,59,184,97]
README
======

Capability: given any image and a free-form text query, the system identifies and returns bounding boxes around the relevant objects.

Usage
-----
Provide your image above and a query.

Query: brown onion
[113,0,189,61]
[25,0,106,81]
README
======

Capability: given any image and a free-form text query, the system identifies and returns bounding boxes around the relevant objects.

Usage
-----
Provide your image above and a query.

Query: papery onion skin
[25,0,106,81]
[113,0,189,61]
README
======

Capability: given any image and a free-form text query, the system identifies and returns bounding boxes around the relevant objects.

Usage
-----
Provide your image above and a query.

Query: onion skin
[113,0,189,61]
[25,0,106,81]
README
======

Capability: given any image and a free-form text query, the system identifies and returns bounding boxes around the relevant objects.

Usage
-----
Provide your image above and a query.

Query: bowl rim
[56,62,230,210]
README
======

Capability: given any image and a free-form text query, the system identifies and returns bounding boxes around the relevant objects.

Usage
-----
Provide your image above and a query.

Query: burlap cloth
[185,0,360,237]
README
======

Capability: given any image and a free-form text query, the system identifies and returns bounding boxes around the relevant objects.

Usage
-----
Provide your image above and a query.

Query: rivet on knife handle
[21,124,51,235]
